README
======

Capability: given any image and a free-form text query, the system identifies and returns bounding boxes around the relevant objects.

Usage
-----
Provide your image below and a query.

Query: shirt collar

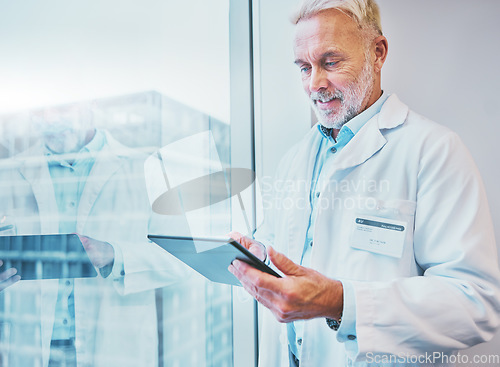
[45,129,105,165]
[82,129,105,154]
[317,91,390,139]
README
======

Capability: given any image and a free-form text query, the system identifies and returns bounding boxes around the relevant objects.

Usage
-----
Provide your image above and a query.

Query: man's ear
[373,35,388,73]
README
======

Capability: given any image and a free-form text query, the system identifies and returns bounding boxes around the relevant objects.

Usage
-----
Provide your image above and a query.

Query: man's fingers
[0,267,18,282]
[0,268,21,292]
[229,231,266,260]
[268,246,301,276]
[229,260,279,291]
[228,262,277,309]
[227,232,266,260]
[228,231,243,242]
[228,232,250,249]
[248,243,266,261]
[233,235,255,251]
[75,234,91,249]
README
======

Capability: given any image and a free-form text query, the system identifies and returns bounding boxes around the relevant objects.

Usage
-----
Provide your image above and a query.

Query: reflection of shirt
[46,129,105,341]
[47,129,105,234]
[288,92,390,360]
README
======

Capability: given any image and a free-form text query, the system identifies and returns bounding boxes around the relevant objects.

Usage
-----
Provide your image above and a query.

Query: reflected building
[0,90,230,164]
[0,91,233,367]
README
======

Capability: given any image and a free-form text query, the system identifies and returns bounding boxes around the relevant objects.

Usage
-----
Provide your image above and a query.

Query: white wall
[256,0,500,361]
[378,0,500,359]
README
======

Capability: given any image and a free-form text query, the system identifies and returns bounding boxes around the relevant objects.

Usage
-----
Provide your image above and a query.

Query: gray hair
[291,0,383,41]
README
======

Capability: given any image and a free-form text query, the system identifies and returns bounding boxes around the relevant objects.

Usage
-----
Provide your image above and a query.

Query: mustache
[310,89,344,103]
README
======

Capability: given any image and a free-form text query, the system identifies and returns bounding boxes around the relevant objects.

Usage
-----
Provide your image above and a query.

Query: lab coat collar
[377,94,409,130]
[16,130,133,233]
[322,94,409,190]
[324,94,409,174]
[75,140,123,233]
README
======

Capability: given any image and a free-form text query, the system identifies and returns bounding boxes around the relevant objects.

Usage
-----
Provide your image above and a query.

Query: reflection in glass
[0,0,234,364]
[0,91,233,367]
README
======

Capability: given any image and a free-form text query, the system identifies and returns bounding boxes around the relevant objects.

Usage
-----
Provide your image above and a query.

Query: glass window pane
[0,1,247,367]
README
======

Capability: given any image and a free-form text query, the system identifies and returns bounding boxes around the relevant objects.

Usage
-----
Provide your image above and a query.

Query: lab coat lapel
[76,144,122,233]
[323,94,409,182]
[333,118,387,172]
[287,131,322,263]
[18,148,59,234]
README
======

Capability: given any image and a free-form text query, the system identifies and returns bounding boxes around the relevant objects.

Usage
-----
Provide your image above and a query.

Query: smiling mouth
[316,97,337,103]
[311,90,343,103]
[314,97,341,109]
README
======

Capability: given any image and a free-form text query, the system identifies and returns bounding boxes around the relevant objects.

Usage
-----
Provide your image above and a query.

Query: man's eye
[300,66,311,73]
[325,61,337,67]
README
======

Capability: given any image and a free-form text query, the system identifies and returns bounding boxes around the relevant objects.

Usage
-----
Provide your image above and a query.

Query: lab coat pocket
[346,198,417,277]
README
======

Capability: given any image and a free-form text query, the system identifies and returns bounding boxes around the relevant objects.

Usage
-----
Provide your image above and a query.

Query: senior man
[229,0,500,366]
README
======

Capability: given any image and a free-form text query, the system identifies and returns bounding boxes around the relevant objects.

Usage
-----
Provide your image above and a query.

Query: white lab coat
[255,95,500,367]
[0,132,186,367]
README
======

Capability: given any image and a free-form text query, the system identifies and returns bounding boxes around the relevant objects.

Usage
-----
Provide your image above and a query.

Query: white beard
[310,60,375,129]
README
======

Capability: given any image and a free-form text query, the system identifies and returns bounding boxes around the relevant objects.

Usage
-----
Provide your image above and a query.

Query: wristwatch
[325,317,341,331]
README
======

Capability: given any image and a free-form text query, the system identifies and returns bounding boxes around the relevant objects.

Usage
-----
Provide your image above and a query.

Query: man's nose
[309,68,329,92]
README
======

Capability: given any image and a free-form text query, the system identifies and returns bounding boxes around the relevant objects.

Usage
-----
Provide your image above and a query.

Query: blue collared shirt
[288,92,390,360]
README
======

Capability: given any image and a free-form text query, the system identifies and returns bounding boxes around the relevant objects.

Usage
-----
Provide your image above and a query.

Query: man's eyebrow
[294,51,343,65]
[321,51,343,59]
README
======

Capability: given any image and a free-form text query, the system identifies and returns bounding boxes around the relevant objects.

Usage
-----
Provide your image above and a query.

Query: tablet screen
[148,235,280,286]
[0,234,98,280]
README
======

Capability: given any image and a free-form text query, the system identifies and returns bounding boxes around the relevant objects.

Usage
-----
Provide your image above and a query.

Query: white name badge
[350,215,407,258]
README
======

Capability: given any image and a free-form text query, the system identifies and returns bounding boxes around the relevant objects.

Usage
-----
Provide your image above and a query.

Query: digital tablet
[0,234,98,280]
[147,234,281,286]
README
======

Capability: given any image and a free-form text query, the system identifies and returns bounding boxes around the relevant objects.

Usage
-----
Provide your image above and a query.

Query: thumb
[268,246,302,276]
[75,234,88,246]
[228,231,243,242]
[228,231,255,251]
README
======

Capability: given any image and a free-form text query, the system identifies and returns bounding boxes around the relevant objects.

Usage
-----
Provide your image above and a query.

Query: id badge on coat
[350,215,407,258]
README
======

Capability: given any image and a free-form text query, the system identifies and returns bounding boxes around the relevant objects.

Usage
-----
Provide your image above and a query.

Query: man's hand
[0,260,21,292]
[229,231,267,261]
[76,234,115,269]
[228,244,343,323]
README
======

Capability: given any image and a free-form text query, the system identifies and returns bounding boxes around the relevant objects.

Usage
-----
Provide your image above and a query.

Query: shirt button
[330,147,337,153]
[316,192,320,198]
[65,280,71,286]
[347,335,356,340]
[297,338,302,345]
[68,201,76,208]
[120,270,125,276]
[63,319,68,325]
[309,241,313,247]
